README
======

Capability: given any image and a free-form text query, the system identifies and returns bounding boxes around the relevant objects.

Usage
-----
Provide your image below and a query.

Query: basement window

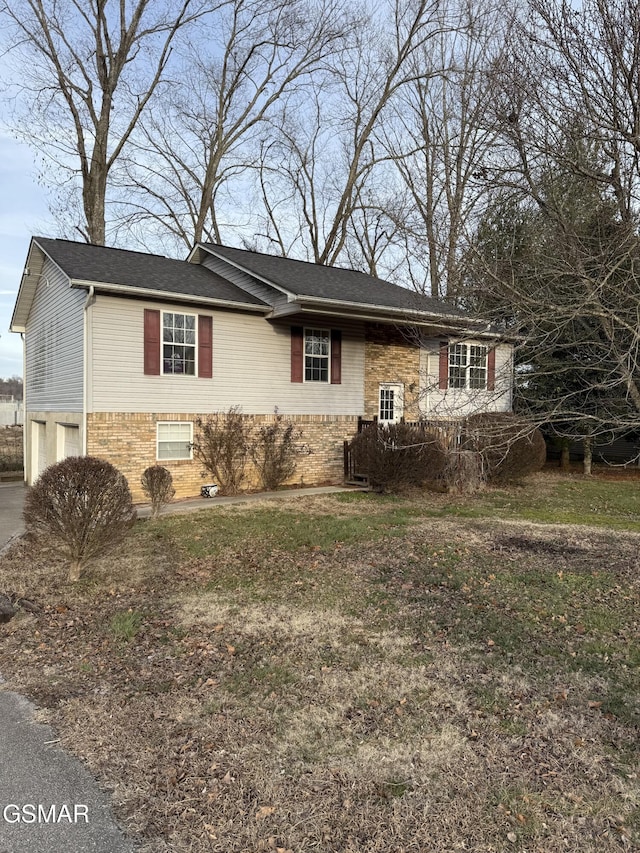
[157,421,193,460]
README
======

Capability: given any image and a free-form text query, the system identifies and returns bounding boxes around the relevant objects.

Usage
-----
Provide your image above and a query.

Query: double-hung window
[304,328,330,382]
[291,326,341,384]
[157,422,193,460]
[163,312,196,375]
[448,343,488,390]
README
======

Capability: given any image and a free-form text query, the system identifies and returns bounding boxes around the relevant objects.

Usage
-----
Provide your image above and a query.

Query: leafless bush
[251,416,302,491]
[141,465,175,519]
[463,413,547,484]
[351,424,447,493]
[23,456,137,581]
[191,407,251,495]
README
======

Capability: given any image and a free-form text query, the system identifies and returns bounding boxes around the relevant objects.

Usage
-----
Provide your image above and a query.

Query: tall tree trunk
[583,435,592,476]
[4,0,204,245]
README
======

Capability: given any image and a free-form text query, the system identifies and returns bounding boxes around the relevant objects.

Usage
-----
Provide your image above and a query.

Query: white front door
[378,383,403,424]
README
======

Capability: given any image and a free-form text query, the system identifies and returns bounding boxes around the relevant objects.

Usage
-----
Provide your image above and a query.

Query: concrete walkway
[135,483,362,519]
[0,482,363,547]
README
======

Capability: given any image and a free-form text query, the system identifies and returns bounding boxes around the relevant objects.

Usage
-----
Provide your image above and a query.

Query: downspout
[422,347,430,418]
[82,287,95,454]
[21,332,26,483]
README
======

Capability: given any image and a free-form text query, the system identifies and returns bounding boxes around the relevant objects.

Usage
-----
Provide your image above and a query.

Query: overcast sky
[0,126,55,379]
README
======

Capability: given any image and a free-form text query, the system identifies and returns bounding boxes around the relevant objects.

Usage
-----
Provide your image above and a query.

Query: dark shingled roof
[201,243,469,318]
[33,237,473,321]
[34,238,268,307]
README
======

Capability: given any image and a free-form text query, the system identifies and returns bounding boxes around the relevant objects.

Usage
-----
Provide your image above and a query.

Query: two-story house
[11,238,512,499]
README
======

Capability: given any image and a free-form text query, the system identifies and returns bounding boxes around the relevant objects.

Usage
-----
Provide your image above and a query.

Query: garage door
[33,421,47,481]
[63,425,80,458]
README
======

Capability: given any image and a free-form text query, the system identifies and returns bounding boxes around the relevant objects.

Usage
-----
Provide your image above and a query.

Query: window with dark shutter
[439,341,449,390]
[331,329,342,384]
[441,341,491,390]
[292,326,342,383]
[487,347,496,391]
[198,315,213,378]
[291,326,304,382]
[145,309,214,378]
[144,309,161,375]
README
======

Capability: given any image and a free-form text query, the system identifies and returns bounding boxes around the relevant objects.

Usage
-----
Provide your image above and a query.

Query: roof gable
[199,242,471,319]
[30,238,269,309]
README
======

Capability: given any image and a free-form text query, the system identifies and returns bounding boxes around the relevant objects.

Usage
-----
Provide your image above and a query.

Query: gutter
[21,333,26,484]
[69,279,270,313]
[270,300,504,338]
[82,286,95,455]
[292,294,488,327]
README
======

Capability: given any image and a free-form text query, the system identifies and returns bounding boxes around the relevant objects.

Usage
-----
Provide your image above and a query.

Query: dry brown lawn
[0,485,638,852]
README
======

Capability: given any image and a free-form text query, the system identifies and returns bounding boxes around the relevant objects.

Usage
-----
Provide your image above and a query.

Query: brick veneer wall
[364,324,421,420]
[86,412,359,501]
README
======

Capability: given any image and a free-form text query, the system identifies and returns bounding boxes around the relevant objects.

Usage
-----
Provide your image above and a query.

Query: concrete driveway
[0,481,26,553]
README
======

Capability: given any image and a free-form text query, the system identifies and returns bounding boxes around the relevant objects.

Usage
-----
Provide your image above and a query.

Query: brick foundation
[86,412,359,501]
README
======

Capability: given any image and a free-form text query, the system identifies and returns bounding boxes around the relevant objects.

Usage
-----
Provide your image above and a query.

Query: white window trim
[303,327,331,383]
[156,421,193,461]
[161,310,198,377]
[448,342,488,391]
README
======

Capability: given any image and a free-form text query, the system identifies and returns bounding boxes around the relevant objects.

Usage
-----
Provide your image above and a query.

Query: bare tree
[119,0,352,252]
[466,0,640,454]
[342,192,409,278]
[255,0,449,269]
[379,0,509,298]
[1,0,212,245]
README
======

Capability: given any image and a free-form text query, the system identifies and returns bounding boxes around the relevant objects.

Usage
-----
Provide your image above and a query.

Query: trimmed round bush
[141,465,175,519]
[350,423,447,493]
[462,413,546,484]
[24,456,137,581]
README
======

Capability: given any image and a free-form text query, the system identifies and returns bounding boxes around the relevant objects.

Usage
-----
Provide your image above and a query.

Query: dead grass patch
[0,489,638,851]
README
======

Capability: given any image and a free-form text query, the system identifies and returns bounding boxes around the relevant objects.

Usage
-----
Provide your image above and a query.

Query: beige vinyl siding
[89,295,365,415]
[200,253,289,307]
[420,338,513,417]
[24,257,85,412]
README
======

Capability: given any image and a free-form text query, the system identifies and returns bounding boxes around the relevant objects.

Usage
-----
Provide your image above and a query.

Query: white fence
[0,402,24,427]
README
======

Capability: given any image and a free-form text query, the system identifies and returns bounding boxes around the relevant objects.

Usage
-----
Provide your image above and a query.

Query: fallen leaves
[1,506,639,853]
[255,806,276,821]
[255,839,293,853]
